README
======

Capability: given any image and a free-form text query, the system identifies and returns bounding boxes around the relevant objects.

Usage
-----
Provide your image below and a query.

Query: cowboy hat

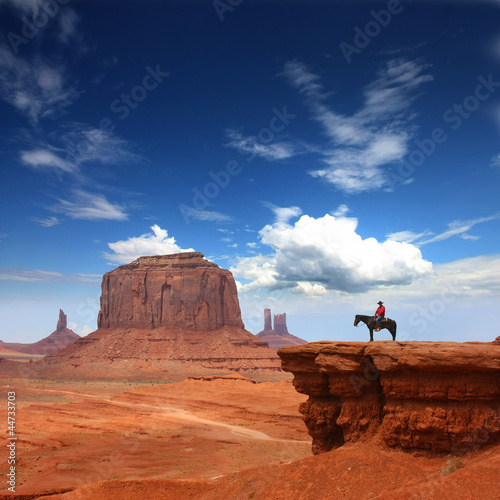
[377,301,383,304]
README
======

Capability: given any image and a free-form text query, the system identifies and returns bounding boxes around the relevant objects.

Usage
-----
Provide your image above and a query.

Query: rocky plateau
[278,340,500,455]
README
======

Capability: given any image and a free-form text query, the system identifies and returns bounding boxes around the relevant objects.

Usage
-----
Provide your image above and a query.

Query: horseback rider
[374,301,385,331]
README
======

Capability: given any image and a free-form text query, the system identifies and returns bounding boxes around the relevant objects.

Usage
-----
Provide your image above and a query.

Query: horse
[354,314,397,342]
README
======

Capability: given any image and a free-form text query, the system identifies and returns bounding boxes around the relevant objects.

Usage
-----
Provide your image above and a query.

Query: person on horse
[374,301,385,331]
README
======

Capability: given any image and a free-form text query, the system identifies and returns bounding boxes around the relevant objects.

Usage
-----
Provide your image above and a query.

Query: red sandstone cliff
[257,308,308,349]
[38,253,280,379]
[0,309,79,356]
[278,341,500,454]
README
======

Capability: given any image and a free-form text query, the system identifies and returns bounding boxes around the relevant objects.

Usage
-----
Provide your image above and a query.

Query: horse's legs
[369,329,374,342]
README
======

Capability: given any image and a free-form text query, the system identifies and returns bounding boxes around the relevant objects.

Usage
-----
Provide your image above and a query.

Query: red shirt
[375,305,385,317]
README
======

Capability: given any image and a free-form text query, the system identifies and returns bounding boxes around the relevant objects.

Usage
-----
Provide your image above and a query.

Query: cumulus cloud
[282,58,433,193]
[103,225,194,264]
[232,209,432,293]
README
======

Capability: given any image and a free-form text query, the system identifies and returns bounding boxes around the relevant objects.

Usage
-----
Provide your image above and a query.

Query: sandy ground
[0,375,498,500]
[0,375,311,497]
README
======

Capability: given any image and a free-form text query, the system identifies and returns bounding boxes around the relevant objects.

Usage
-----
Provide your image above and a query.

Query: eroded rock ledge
[278,341,500,454]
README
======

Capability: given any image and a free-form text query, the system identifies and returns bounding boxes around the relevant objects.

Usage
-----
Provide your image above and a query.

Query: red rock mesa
[41,253,280,379]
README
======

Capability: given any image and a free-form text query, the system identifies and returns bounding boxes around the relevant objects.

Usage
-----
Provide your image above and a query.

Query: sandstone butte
[24,252,280,379]
[257,308,308,349]
[0,309,79,356]
[278,340,500,455]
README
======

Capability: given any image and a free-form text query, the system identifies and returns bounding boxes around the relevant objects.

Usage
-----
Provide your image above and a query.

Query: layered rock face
[43,253,280,378]
[98,252,244,331]
[278,341,500,454]
[257,309,308,349]
[0,309,79,355]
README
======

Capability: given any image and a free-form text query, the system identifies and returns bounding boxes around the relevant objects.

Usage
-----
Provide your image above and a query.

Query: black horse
[354,314,397,342]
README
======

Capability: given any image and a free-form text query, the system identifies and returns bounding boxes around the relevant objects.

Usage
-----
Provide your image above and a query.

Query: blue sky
[1,0,499,344]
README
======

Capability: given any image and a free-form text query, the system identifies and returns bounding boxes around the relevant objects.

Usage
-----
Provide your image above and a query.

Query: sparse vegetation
[441,456,464,475]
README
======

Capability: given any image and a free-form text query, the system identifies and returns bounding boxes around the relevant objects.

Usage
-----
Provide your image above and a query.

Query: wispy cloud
[20,123,141,173]
[20,148,75,174]
[49,190,129,221]
[179,205,235,223]
[224,129,299,161]
[30,216,61,227]
[104,225,194,264]
[490,153,500,172]
[388,213,500,246]
[0,47,80,124]
[0,267,101,284]
[282,58,433,193]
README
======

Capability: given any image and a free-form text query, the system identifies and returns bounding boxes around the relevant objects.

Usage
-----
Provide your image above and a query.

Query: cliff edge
[278,341,500,454]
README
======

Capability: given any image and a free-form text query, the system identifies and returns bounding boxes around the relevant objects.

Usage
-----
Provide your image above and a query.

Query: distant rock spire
[273,313,289,335]
[56,309,67,331]
[263,308,272,331]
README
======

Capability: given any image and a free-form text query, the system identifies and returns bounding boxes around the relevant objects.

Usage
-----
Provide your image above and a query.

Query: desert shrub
[441,456,464,475]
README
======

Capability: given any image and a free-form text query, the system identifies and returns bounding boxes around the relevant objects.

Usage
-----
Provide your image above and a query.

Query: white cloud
[232,210,432,294]
[61,123,141,167]
[282,58,433,193]
[30,216,61,227]
[58,8,81,45]
[50,190,128,221]
[291,282,328,296]
[0,47,80,124]
[103,225,195,265]
[224,129,299,161]
[263,202,302,224]
[19,124,141,178]
[387,230,434,244]
[20,149,74,174]
[389,213,500,246]
[179,205,235,223]
[0,267,100,284]
[490,153,500,171]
